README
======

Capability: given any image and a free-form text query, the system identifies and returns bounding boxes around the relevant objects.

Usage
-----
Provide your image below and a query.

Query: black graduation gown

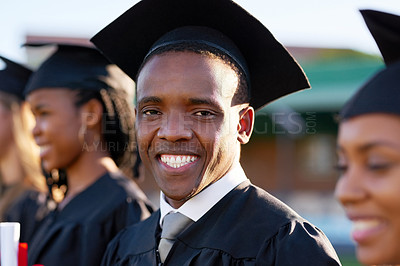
[102,180,342,266]
[3,189,48,244]
[28,172,153,266]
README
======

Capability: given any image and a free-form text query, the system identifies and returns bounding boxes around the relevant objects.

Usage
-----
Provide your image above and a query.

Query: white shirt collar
[159,163,248,227]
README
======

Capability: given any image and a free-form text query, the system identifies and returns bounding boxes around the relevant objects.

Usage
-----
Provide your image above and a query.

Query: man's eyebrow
[188,98,221,109]
[138,96,162,106]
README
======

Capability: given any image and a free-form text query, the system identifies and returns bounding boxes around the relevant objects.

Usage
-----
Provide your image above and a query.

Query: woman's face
[335,113,400,265]
[27,88,83,172]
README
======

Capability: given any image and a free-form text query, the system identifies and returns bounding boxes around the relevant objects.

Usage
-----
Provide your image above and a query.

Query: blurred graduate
[24,43,154,266]
[0,55,48,244]
[336,9,400,265]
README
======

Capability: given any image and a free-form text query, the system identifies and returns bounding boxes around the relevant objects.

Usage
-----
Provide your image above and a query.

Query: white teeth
[40,145,50,154]
[160,155,198,168]
[352,219,381,231]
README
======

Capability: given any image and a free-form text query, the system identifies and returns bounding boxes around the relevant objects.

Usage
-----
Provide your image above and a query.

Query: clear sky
[1,0,400,64]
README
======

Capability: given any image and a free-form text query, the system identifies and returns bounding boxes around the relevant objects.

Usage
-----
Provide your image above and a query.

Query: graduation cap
[24,43,115,96]
[361,9,400,66]
[340,10,400,120]
[90,0,310,110]
[0,55,32,100]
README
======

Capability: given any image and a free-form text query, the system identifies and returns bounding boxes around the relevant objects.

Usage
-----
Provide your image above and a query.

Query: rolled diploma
[0,222,20,266]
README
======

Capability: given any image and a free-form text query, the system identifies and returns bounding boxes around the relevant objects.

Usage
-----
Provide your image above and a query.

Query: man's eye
[194,111,212,116]
[143,110,161,115]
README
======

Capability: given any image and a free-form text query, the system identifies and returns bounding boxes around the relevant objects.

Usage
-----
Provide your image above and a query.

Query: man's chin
[163,186,199,203]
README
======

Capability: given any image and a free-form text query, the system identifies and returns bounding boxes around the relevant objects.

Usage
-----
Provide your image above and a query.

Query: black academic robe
[3,189,48,244]
[102,180,342,266]
[28,172,153,266]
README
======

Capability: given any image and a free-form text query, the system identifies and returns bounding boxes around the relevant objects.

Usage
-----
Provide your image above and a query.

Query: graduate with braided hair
[24,43,154,266]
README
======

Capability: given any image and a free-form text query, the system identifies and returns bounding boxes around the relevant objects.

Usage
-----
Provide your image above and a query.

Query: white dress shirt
[159,163,248,227]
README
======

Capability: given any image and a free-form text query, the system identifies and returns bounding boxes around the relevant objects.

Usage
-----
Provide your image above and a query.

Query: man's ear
[80,99,103,128]
[237,106,254,144]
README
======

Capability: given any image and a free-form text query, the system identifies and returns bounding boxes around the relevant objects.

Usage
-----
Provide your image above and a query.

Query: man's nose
[157,112,192,142]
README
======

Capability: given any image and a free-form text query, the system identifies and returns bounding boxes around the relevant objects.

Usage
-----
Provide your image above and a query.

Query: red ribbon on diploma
[18,243,27,266]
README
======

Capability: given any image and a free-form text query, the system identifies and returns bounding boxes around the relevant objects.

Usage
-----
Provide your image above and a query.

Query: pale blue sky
[1,0,400,64]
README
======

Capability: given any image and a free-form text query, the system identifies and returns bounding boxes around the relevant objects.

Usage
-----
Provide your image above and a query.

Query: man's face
[136,51,246,208]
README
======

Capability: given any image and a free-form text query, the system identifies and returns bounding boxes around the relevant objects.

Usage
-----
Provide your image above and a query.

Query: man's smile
[159,154,199,169]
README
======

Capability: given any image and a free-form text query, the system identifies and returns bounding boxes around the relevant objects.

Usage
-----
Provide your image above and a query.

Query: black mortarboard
[340,61,400,119]
[340,10,400,120]
[24,44,113,96]
[90,0,310,110]
[361,9,400,66]
[0,55,32,99]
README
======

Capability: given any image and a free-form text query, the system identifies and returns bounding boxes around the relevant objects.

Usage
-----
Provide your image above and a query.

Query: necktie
[158,212,193,263]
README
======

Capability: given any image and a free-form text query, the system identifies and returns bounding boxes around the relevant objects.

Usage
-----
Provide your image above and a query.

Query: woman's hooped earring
[78,124,87,146]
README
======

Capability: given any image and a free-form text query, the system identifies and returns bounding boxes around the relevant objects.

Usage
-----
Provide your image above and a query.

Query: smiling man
[92,0,341,265]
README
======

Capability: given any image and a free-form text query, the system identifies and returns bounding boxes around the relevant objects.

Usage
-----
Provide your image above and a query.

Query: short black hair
[138,42,250,106]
